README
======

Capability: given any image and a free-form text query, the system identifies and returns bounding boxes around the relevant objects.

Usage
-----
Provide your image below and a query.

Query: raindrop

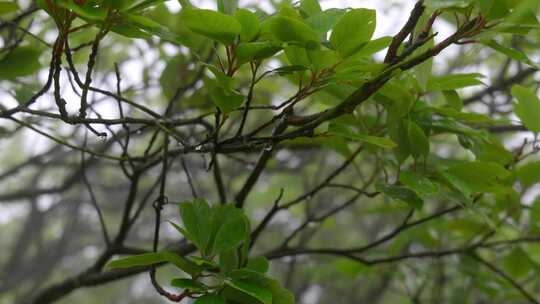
[195,145,202,151]
[264,145,273,152]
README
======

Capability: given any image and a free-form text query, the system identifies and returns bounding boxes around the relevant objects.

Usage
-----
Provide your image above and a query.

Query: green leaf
[330,9,376,57]
[299,0,322,16]
[106,251,200,275]
[223,279,273,304]
[376,183,424,210]
[236,42,282,65]
[170,278,206,292]
[517,161,540,189]
[442,161,512,196]
[269,16,319,45]
[213,207,250,254]
[512,85,540,133]
[399,171,439,197]
[427,73,484,91]
[328,123,397,149]
[0,1,18,15]
[106,252,167,269]
[219,248,239,275]
[442,90,463,111]
[178,199,212,252]
[482,39,538,68]
[305,8,346,37]
[406,120,429,159]
[0,47,41,79]
[235,9,260,42]
[182,8,241,44]
[246,256,269,273]
[209,85,245,112]
[194,294,227,304]
[56,0,107,21]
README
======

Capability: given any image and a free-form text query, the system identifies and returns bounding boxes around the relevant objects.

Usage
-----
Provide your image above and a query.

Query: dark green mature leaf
[442,161,512,197]
[235,9,260,42]
[376,183,424,210]
[517,161,540,189]
[0,1,18,15]
[246,256,269,273]
[269,16,319,45]
[182,8,241,44]
[219,248,239,275]
[56,0,107,21]
[330,9,376,57]
[223,279,273,304]
[170,278,206,292]
[0,47,41,79]
[194,294,227,304]
[512,85,540,133]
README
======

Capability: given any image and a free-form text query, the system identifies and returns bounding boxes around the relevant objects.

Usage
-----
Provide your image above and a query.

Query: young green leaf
[406,121,430,159]
[330,9,376,57]
[0,1,18,15]
[376,183,424,210]
[246,256,269,273]
[182,8,241,44]
[269,16,319,46]
[235,42,282,65]
[299,0,322,16]
[170,278,206,292]
[222,279,273,304]
[178,199,212,252]
[512,85,540,133]
[106,251,200,275]
[213,208,250,254]
[399,171,439,197]
[235,9,260,42]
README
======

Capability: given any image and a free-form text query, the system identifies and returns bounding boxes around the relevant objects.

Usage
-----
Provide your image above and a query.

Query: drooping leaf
[246,256,269,273]
[399,171,440,197]
[178,199,212,252]
[406,120,430,159]
[170,278,207,292]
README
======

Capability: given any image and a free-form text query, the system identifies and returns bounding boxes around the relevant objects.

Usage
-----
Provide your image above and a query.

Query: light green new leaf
[512,85,540,133]
[182,8,241,44]
[299,0,322,16]
[213,208,250,254]
[269,16,319,45]
[235,9,260,42]
[236,42,282,65]
[330,9,376,57]
[427,73,484,91]
[0,1,18,15]
[106,251,200,275]
[178,199,212,252]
